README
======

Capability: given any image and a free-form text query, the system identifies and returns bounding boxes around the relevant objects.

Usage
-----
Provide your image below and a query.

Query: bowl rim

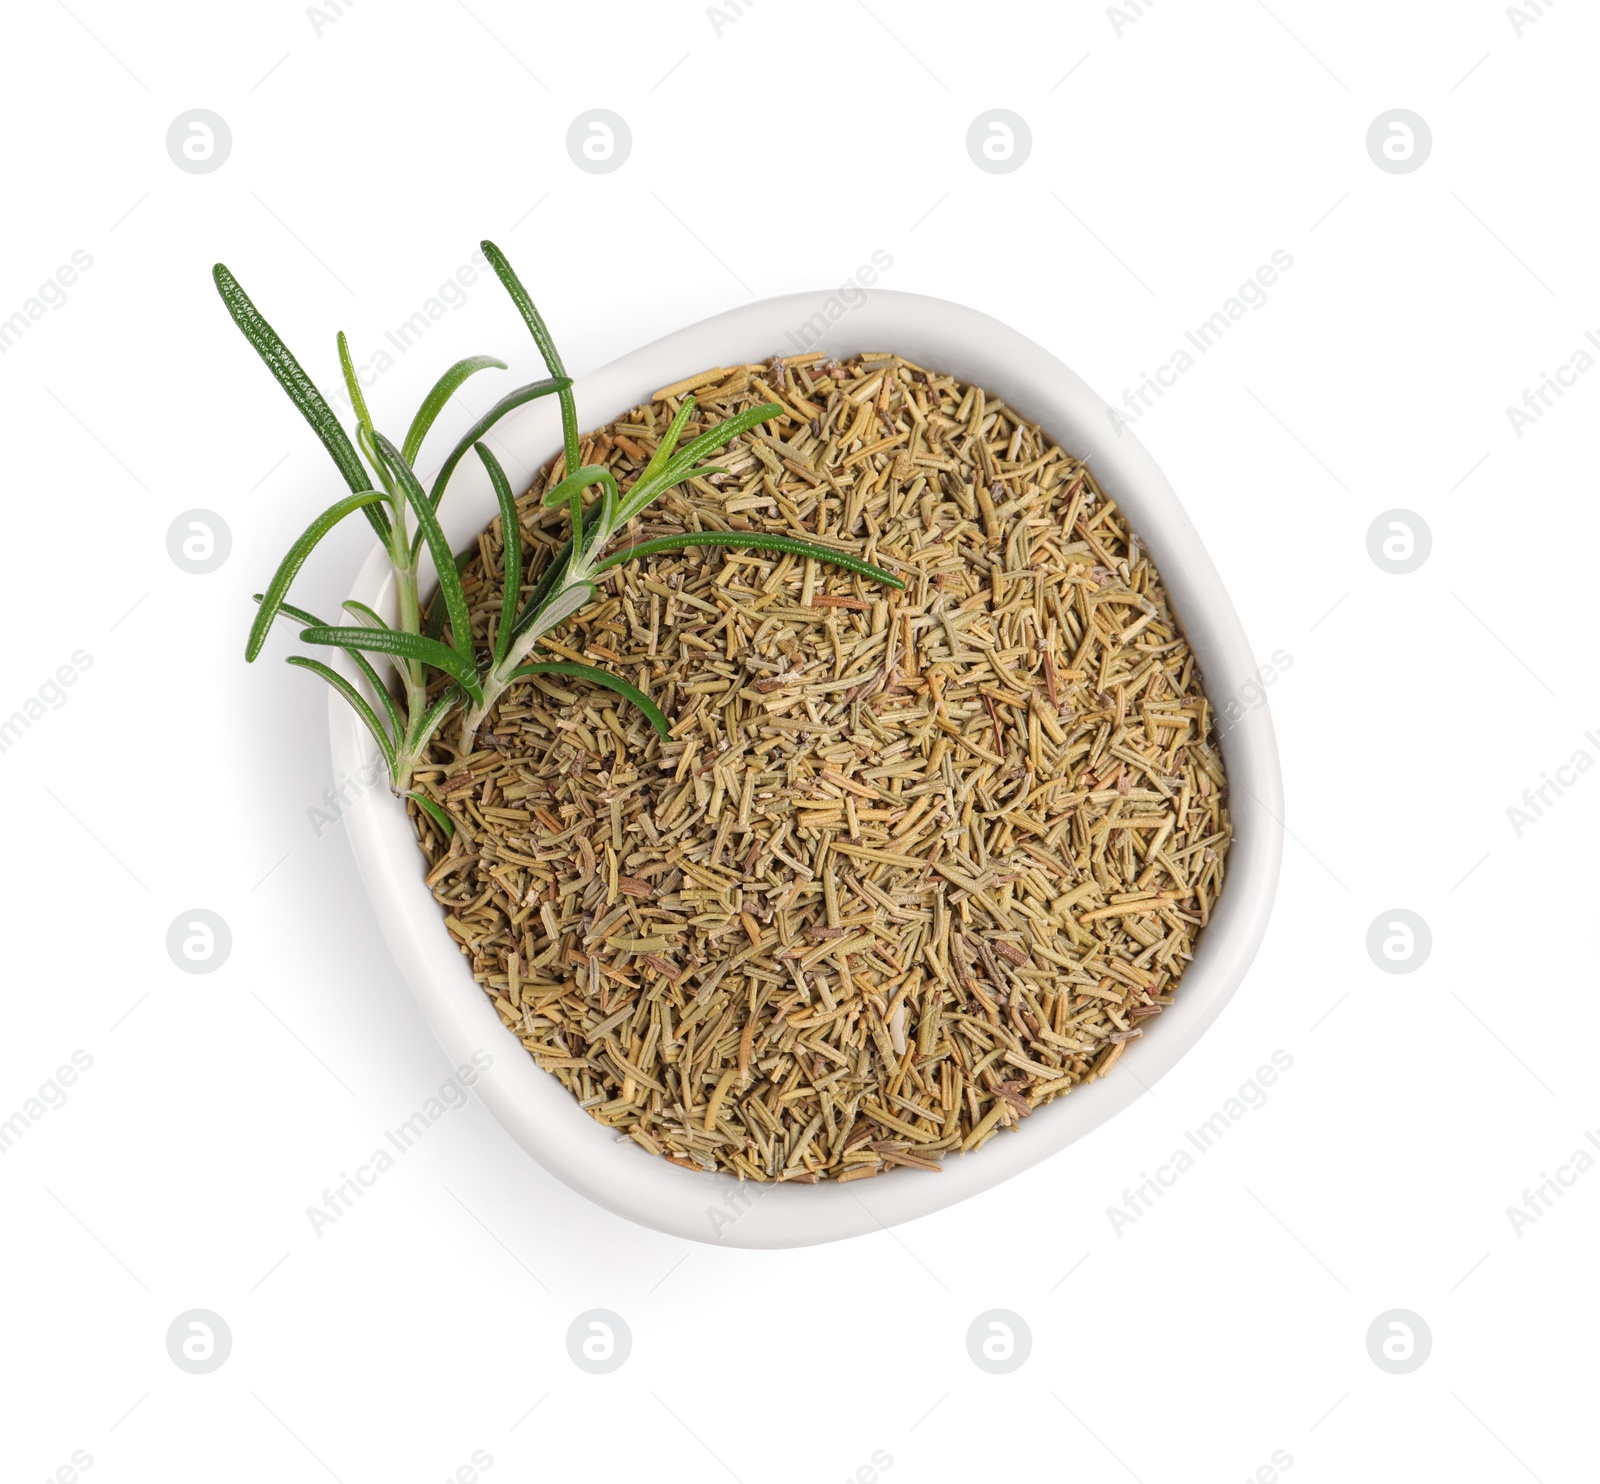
[330,286,1284,1249]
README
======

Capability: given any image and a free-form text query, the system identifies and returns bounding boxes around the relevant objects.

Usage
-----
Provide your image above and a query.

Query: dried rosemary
[411,352,1232,1183]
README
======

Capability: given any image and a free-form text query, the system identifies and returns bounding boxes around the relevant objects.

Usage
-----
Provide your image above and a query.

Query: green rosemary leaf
[592,531,905,589]
[359,657,405,744]
[402,354,507,465]
[264,595,313,627]
[213,263,389,543]
[255,593,404,741]
[671,401,783,476]
[372,432,476,668]
[356,421,397,498]
[480,239,580,479]
[509,534,574,636]
[473,442,521,668]
[341,599,388,629]
[299,625,484,706]
[286,656,397,779]
[638,396,696,487]
[479,241,567,379]
[620,402,783,522]
[324,633,403,744]
[246,489,390,661]
[407,686,460,754]
[336,331,373,433]
[508,662,669,740]
[423,548,475,642]
[420,376,571,544]
[540,463,620,510]
[664,462,730,490]
[567,477,584,564]
[407,791,455,839]
[512,578,593,645]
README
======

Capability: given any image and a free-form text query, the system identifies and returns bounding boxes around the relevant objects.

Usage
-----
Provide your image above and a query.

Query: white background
[2,1,1596,1480]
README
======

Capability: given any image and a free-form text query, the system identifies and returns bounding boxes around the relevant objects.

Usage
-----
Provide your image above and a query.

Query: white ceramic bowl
[333,289,1284,1248]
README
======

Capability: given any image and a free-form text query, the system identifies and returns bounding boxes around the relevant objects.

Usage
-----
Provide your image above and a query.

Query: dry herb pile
[409,352,1231,1183]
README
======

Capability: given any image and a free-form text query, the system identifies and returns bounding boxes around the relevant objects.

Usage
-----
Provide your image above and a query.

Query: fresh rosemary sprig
[219,258,566,797]
[217,241,905,812]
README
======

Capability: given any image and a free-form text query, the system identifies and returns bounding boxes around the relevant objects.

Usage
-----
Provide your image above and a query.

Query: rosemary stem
[394,563,426,698]
[458,571,586,749]
[388,500,429,767]
[392,728,426,795]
